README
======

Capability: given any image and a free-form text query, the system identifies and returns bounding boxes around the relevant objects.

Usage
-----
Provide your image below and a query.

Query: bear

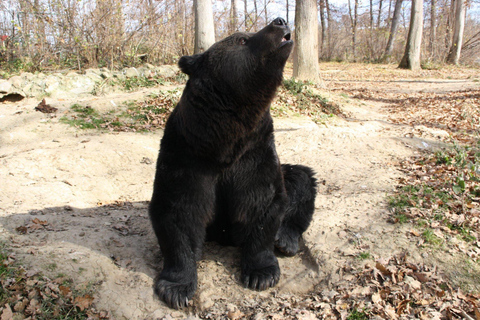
[149,17,317,309]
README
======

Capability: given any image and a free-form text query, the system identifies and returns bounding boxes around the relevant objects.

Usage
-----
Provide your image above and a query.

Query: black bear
[149,17,317,309]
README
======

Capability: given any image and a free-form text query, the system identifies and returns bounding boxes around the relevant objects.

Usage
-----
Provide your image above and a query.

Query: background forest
[0,0,479,72]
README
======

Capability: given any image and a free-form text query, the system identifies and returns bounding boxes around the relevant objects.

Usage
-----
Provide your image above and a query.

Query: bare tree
[287,0,290,24]
[347,0,359,59]
[264,0,269,27]
[377,0,384,28]
[319,0,327,54]
[325,0,332,59]
[398,0,423,70]
[446,0,466,64]
[230,0,238,33]
[383,0,403,60]
[244,0,249,30]
[430,0,437,55]
[194,0,216,53]
[293,0,320,82]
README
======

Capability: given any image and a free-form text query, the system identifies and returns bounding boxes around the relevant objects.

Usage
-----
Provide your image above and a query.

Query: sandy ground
[0,74,478,319]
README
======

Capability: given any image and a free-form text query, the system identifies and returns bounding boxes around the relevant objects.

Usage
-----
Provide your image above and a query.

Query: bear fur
[149,17,317,309]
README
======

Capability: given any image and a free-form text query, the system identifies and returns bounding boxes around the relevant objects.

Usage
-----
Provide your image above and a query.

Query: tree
[347,0,359,59]
[446,0,466,64]
[293,0,320,82]
[430,0,437,55]
[383,0,403,60]
[319,0,327,54]
[230,0,238,33]
[398,0,423,70]
[194,0,215,54]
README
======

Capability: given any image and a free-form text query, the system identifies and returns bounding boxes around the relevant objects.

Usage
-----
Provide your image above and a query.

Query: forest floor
[0,62,479,319]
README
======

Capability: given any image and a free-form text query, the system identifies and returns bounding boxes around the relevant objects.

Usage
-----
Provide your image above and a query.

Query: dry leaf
[1,304,13,320]
[74,294,94,311]
[59,285,72,297]
[372,292,382,304]
[376,261,392,276]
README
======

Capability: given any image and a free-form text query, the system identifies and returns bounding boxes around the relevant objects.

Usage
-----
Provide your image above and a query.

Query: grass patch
[347,308,369,320]
[389,140,479,251]
[271,78,345,123]
[61,89,181,132]
[358,252,371,260]
[422,228,443,246]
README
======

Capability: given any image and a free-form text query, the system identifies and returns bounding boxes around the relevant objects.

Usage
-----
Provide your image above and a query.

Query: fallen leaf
[376,261,392,276]
[74,294,94,311]
[372,292,382,304]
[1,304,13,320]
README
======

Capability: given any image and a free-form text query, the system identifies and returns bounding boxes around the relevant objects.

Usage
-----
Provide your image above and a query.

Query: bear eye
[239,38,247,45]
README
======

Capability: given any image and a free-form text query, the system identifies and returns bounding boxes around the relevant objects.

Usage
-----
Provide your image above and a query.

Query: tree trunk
[326,0,332,59]
[194,0,216,53]
[347,0,359,60]
[430,0,436,55]
[254,0,258,31]
[398,0,423,70]
[377,0,384,28]
[245,0,249,30]
[319,0,327,54]
[293,0,320,83]
[383,0,403,60]
[231,0,238,33]
[446,0,465,64]
[264,0,268,27]
[444,0,455,52]
[287,0,290,25]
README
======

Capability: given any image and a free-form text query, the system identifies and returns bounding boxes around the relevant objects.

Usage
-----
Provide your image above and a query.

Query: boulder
[125,67,140,78]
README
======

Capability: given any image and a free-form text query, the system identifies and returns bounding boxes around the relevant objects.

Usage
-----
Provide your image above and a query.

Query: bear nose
[273,17,287,26]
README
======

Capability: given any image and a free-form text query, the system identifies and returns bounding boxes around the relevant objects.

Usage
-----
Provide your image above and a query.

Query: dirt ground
[0,64,479,319]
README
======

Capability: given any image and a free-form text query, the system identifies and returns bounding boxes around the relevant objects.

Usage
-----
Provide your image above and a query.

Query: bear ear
[178,54,203,75]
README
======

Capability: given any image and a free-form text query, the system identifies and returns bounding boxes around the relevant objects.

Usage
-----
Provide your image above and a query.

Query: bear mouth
[279,32,293,50]
[282,33,291,42]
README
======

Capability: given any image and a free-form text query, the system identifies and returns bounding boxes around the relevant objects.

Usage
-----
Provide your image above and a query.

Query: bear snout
[272,17,287,26]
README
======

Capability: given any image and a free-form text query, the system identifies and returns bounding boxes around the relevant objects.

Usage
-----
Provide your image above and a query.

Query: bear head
[178,18,293,100]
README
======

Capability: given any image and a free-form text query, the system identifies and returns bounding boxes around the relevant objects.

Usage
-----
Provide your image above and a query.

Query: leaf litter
[0,245,111,319]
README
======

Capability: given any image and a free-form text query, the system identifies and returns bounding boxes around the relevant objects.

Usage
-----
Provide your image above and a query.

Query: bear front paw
[241,259,280,291]
[154,276,196,309]
[275,227,300,256]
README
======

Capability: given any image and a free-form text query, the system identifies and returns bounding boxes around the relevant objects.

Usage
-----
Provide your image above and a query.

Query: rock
[0,80,11,93]
[85,70,103,83]
[125,67,140,78]
[20,72,34,80]
[86,68,101,75]
[145,63,155,69]
[100,70,113,79]
[22,82,44,97]
[64,76,96,96]
[113,72,126,80]
[65,71,79,78]
[9,76,24,89]
[156,65,178,78]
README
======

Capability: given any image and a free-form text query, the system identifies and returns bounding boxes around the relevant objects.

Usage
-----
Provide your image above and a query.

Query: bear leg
[149,168,216,309]
[222,150,287,291]
[275,164,317,256]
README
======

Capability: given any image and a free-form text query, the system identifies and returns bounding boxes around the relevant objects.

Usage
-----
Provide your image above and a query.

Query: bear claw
[241,264,280,291]
[154,278,195,309]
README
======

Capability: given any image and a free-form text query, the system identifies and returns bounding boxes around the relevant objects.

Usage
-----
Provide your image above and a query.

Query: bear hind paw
[275,228,300,257]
